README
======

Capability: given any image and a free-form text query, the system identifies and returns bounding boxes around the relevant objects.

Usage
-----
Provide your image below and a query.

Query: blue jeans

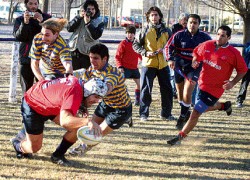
[140,66,173,118]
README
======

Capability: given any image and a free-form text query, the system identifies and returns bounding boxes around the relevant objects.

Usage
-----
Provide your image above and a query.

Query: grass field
[0,42,249,180]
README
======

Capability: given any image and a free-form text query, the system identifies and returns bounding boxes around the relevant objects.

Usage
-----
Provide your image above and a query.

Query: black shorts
[198,90,219,106]
[21,98,56,135]
[123,68,140,79]
[94,101,132,129]
[175,58,202,83]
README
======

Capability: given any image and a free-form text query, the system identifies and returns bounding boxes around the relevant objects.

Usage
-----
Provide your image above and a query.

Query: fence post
[8,41,19,103]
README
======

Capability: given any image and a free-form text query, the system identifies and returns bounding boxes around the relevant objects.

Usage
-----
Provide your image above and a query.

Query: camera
[86,10,92,17]
[28,12,35,17]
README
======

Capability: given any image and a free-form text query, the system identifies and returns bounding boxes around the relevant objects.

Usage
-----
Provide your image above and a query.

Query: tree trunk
[8,0,13,24]
[108,0,112,29]
[114,0,118,27]
[119,0,123,27]
[65,0,74,21]
[42,0,49,13]
[243,14,250,44]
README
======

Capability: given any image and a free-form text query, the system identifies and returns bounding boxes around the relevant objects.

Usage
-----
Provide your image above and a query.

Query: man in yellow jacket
[133,6,175,121]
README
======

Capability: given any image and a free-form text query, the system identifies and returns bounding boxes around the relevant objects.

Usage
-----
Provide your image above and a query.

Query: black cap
[126,25,136,34]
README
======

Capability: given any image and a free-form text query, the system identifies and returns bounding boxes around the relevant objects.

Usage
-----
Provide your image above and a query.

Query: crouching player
[167,26,247,146]
[11,76,107,166]
[69,43,133,156]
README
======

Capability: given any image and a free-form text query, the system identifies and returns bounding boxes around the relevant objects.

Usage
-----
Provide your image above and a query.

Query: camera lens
[86,10,92,17]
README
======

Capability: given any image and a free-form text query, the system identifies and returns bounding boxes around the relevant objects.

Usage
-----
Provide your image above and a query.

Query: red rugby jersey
[24,77,83,116]
[193,40,247,98]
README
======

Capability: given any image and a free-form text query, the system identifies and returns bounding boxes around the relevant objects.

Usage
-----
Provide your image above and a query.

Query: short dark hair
[146,6,163,24]
[217,25,232,37]
[90,44,109,61]
[24,0,39,5]
[188,14,201,24]
[82,0,99,11]
[126,25,136,34]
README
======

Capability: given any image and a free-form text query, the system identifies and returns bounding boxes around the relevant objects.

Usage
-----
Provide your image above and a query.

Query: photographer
[67,0,104,70]
[13,0,51,94]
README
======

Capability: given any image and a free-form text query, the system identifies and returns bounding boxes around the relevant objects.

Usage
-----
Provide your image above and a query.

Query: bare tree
[157,0,173,27]
[8,0,22,24]
[198,0,250,44]
[65,0,75,21]
[119,0,123,27]
[41,0,49,13]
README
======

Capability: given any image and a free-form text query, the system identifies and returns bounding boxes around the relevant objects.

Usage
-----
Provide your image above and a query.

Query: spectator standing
[236,42,250,108]
[165,14,212,129]
[67,0,104,70]
[133,6,174,121]
[115,25,142,106]
[167,26,247,146]
[69,44,133,156]
[30,18,73,80]
[171,13,189,34]
[13,0,51,94]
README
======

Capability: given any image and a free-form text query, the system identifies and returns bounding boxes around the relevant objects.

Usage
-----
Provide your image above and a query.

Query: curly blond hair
[41,18,68,34]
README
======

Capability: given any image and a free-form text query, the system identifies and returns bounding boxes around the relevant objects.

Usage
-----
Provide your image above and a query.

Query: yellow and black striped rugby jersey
[77,63,131,108]
[29,33,72,75]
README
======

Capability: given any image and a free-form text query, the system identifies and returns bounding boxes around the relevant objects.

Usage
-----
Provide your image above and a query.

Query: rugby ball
[77,126,102,146]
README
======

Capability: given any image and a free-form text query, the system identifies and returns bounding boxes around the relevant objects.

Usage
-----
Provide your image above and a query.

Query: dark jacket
[171,23,184,34]
[243,42,250,69]
[165,29,211,61]
[13,9,51,64]
[67,11,104,55]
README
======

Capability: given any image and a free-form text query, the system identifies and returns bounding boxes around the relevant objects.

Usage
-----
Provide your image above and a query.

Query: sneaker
[160,115,177,121]
[140,116,148,121]
[167,134,183,146]
[224,101,232,116]
[166,115,177,121]
[69,144,92,156]
[236,102,243,108]
[10,129,32,159]
[125,117,133,127]
[51,154,71,166]
[176,116,185,130]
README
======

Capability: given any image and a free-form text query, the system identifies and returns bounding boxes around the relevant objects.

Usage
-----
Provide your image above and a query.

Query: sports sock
[179,131,187,138]
[219,103,225,110]
[180,102,190,117]
[53,138,74,157]
[135,89,140,102]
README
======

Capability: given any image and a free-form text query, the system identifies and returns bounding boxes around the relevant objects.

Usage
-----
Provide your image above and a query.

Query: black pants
[19,64,35,95]
[71,49,91,70]
[236,69,250,103]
